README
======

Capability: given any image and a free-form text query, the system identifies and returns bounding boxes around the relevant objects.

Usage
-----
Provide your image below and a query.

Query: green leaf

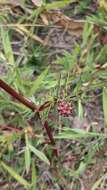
[46,0,76,10]
[1,161,31,189]
[78,99,83,121]
[55,128,106,139]
[25,133,31,174]
[70,161,87,178]
[56,46,80,72]
[29,144,50,165]
[76,161,86,176]
[95,44,107,64]
[103,87,107,127]
[0,26,14,66]
[31,160,37,190]
[29,67,49,96]
[25,147,31,174]
[82,22,93,48]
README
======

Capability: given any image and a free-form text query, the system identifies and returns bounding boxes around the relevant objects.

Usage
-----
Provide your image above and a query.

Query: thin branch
[44,121,58,157]
[0,79,58,157]
[0,79,38,111]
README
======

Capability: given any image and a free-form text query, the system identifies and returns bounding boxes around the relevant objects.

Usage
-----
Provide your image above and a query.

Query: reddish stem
[44,121,55,145]
[0,79,58,157]
[44,121,58,157]
[38,101,51,111]
[0,79,38,111]
[0,125,21,132]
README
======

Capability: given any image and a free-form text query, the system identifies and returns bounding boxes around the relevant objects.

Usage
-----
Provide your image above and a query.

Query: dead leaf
[31,0,43,7]
[15,25,44,44]
[40,13,49,25]
[43,11,84,37]
[99,0,107,11]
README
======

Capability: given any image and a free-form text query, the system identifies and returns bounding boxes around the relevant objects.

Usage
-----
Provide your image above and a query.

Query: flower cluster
[57,100,72,117]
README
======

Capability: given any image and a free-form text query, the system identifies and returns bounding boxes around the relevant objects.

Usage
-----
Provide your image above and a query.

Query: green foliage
[46,0,76,10]
[0,27,14,66]
[55,128,106,140]
[74,0,92,14]
[95,44,107,64]
[56,46,80,72]
[0,0,107,189]
[87,11,107,28]
[31,161,37,190]
[25,133,31,174]
[28,144,50,165]
[29,67,49,96]
[103,87,107,127]
[78,99,83,121]
[1,161,31,189]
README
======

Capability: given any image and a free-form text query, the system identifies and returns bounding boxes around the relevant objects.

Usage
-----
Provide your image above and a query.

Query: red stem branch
[44,121,58,157]
[0,79,38,111]
[0,79,58,157]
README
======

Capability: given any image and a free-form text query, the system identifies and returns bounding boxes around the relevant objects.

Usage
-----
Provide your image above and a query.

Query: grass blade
[31,160,37,190]
[46,0,77,10]
[0,26,14,66]
[55,128,106,139]
[25,146,31,174]
[78,99,83,121]
[29,144,50,165]
[25,133,31,174]
[29,67,49,96]
[103,87,107,127]
[16,25,44,44]
[1,161,31,189]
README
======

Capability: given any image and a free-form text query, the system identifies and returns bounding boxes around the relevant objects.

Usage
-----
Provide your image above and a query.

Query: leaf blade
[29,144,50,165]
[0,26,14,66]
[1,161,31,189]
[25,133,31,174]
[29,67,49,96]
[103,87,107,127]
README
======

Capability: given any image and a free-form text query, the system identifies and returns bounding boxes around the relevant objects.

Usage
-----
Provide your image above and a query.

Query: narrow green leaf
[31,160,37,190]
[29,144,50,165]
[62,128,105,137]
[0,26,14,65]
[46,0,77,10]
[103,87,107,127]
[1,161,31,189]
[29,68,49,96]
[55,128,106,139]
[76,161,86,175]
[82,22,93,48]
[25,147,31,174]
[25,133,31,174]
[78,99,83,121]
[71,162,86,178]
